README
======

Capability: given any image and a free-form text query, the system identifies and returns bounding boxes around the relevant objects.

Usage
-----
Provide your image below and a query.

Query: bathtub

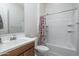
[46,43,77,56]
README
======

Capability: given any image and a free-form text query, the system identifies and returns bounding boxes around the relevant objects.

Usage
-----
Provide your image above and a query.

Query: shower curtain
[38,16,45,45]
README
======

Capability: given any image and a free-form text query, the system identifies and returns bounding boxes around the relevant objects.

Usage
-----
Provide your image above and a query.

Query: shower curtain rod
[43,8,77,17]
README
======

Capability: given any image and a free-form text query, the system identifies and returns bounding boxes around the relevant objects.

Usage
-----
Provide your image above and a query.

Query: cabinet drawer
[2,42,34,56]
[24,47,35,56]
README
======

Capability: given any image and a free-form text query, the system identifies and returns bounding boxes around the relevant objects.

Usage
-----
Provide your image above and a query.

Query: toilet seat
[35,45,49,52]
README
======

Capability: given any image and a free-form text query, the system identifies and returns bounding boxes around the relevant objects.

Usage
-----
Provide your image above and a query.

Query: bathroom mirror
[0,3,24,34]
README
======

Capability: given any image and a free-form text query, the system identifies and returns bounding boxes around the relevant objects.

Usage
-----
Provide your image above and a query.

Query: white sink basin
[0,37,37,55]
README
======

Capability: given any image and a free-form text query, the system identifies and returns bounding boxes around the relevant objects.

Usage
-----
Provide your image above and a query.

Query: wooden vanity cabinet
[19,47,35,56]
[1,41,35,56]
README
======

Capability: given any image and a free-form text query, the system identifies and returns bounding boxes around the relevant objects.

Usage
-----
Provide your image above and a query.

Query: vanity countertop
[0,37,37,55]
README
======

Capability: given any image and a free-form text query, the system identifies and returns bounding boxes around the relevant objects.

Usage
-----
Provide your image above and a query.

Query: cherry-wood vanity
[1,41,35,56]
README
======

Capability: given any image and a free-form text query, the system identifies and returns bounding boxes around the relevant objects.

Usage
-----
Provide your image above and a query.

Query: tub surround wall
[45,3,76,55]
[40,3,79,56]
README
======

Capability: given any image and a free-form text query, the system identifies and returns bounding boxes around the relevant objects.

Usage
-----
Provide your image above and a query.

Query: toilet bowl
[35,45,49,56]
[35,37,49,56]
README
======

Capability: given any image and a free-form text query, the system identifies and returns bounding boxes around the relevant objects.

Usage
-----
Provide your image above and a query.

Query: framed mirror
[0,3,24,35]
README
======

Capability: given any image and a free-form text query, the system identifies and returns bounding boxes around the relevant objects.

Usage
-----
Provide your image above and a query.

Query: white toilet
[35,38,49,56]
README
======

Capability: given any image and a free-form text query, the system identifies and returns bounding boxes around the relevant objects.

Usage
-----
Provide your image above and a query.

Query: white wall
[45,3,77,47]
[24,3,39,37]
[40,3,46,16]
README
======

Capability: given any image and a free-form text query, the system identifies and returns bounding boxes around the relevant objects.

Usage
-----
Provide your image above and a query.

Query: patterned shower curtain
[38,16,46,45]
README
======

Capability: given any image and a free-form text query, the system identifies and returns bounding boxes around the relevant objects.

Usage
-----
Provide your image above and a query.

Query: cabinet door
[1,42,34,56]
[19,53,24,56]
[24,47,35,56]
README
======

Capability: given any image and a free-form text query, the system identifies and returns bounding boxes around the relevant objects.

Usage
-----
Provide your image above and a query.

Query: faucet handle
[0,38,2,43]
[10,35,16,40]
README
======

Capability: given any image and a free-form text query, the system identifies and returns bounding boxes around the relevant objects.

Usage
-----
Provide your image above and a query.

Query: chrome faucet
[0,37,2,43]
[10,35,16,40]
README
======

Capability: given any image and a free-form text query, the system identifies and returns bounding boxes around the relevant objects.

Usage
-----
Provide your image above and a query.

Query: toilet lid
[36,45,49,51]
